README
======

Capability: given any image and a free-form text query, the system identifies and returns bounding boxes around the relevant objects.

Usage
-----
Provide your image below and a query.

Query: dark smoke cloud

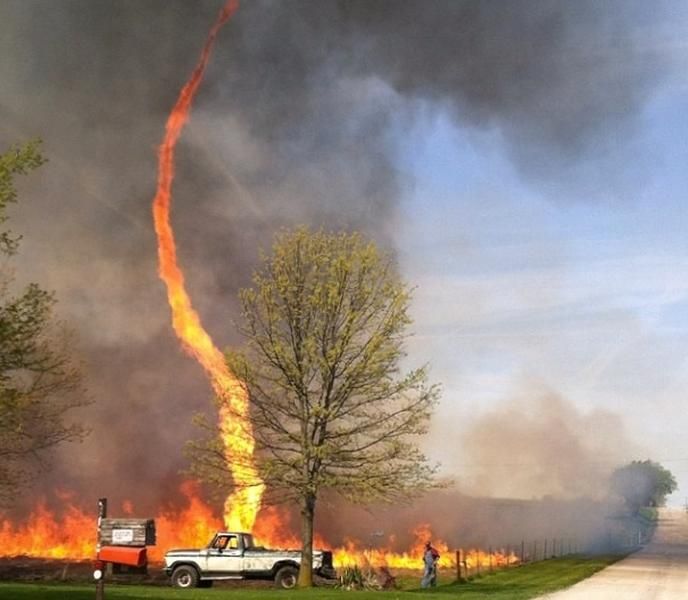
[217,0,669,195]
[0,0,672,515]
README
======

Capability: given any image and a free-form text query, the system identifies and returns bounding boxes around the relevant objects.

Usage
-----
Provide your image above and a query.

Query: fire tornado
[151,0,265,532]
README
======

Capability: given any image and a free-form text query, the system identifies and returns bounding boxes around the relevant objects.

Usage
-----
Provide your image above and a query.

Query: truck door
[207,534,243,574]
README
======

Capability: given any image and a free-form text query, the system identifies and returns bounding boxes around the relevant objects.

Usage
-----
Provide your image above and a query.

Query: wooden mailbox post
[94,498,156,599]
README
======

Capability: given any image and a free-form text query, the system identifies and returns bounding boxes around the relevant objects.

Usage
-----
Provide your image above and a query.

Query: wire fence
[453,537,578,580]
[451,524,652,580]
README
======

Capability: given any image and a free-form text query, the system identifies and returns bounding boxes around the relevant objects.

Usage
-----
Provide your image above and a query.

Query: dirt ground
[0,557,166,585]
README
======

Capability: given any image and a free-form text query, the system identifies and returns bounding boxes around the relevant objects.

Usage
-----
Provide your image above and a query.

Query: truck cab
[203,533,247,575]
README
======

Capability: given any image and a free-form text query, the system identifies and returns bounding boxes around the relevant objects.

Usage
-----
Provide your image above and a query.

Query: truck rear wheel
[275,565,299,589]
[171,565,200,588]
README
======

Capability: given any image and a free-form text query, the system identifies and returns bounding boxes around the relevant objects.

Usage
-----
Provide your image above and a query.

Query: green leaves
[0,139,45,255]
[187,226,441,585]
[205,227,441,504]
[0,141,87,505]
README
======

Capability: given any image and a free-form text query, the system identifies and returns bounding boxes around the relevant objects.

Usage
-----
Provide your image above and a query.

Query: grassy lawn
[0,555,624,600]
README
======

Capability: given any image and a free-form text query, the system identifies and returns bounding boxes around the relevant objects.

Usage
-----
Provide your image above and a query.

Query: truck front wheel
[275,565,299,589]
[171,565,200,588]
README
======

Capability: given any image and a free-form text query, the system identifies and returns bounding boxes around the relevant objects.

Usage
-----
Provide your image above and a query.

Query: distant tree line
[611,460,677,514]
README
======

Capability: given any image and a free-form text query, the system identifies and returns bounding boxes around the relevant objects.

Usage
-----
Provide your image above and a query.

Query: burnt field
[0,557,164,585]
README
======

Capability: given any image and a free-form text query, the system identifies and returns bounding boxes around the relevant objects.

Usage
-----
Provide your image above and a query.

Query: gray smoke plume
[312,490,620,555]
[0,0,675,516]
[455,384,639,500]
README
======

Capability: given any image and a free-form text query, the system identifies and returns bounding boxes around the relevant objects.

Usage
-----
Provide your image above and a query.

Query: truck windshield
[210,535,238,550]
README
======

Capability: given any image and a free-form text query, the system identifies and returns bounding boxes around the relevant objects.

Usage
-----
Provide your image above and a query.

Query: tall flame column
[151,0,264,531]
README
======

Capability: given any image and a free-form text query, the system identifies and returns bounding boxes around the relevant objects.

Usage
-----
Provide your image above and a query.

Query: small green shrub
[337,565,385,590]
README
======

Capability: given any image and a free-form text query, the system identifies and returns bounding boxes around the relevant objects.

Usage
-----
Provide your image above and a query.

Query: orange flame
[0,488,519,570]
[0,483,220,561]
[151,0,265,532]
[461,547,520,569]
[331,523,452,570]
[0,502,93,560]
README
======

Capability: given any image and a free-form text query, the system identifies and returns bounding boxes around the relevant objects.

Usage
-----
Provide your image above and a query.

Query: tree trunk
[298,492,316,587]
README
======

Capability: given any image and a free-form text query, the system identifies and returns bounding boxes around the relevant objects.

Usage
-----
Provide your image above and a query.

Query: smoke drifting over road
[0,1,675,515]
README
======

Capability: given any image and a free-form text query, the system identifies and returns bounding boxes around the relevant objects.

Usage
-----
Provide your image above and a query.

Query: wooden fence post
[456,550,461,581]
[95,497,107,600]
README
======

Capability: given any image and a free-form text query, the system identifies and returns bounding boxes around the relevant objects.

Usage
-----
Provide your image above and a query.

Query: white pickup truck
[164,531,336,589]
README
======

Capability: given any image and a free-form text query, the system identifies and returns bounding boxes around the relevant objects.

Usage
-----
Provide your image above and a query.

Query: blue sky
[392,53,688,503]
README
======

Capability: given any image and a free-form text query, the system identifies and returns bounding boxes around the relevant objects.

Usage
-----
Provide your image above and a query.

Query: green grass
[0,555,624,600]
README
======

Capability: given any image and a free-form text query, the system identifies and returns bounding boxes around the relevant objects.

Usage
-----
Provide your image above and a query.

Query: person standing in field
[421,541,440,588]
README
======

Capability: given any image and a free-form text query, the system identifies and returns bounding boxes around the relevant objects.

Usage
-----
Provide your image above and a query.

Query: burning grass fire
[0,485,519,570]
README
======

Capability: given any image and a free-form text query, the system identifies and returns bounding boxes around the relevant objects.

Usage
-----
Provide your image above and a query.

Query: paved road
[538,508,688,599]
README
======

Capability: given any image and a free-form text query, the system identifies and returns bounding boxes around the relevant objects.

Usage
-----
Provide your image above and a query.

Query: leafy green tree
[190,227,440,587]
[611,460,677,513]
[0,140,88,504]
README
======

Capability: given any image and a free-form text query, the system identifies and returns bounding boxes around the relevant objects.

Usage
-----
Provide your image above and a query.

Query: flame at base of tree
[0,486,518,569]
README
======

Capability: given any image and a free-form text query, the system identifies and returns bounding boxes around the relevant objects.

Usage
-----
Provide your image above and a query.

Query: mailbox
[99,518,156,547]
[94,498,156,590]
[98,546,147,568]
